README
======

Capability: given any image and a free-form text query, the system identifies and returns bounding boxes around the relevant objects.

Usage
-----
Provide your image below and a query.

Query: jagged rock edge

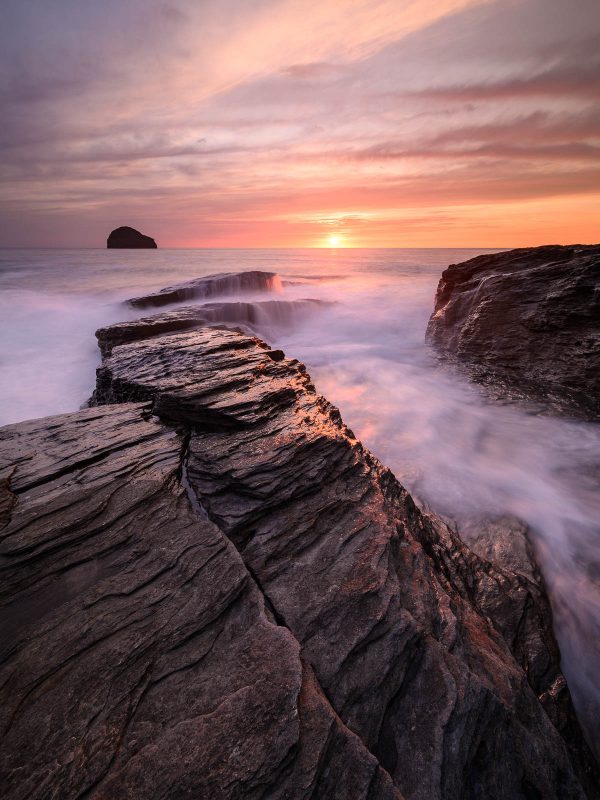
[91,333,597,793]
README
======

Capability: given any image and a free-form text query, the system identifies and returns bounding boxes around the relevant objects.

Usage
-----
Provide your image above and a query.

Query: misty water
[1,247,599,751]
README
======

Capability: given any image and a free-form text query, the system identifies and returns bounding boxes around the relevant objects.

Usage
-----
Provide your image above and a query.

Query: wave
[97,298,329,356]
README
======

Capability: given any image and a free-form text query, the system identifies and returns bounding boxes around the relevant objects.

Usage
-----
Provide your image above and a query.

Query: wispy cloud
[1,0,599,246]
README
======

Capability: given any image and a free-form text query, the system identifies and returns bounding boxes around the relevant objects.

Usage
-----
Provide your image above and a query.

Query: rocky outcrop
[107,226,157,249]
[0,405,399,800]
[127,270,281,308]
[1,315,598,798]
[89,323,597,796]
[95,298,327,357]
[426,244,600,418]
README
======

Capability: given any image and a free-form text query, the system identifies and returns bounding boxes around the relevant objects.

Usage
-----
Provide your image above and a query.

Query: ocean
[1,246,599,747]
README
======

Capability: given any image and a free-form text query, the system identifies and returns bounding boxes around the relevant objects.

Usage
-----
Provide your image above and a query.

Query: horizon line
[0,243,585,251]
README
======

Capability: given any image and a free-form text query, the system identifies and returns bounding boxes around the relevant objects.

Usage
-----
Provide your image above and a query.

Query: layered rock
[0,404,400,800]
[127,270,281,308]
[426,244,600,418]
[90,322,597,797]
[106,226,157,249]
[1,316,598,799]
[95,298,327,357]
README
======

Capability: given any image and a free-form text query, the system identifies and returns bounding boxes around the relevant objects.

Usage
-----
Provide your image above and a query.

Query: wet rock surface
[96,298,327,357]
[426,244,600,419]
[456,515,541,584]
[127,270,281,308]
[1,317,598,799]
[106,226,157,249]
[0,404,400,800]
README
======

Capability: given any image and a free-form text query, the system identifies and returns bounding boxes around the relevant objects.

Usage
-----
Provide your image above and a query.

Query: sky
[1,0,599,248]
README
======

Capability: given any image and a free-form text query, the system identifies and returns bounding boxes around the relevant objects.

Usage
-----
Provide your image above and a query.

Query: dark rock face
[93,327,306,428]
[426,244,600,418]
[107,226,157,249]
[457,515,541,584]
[1,316,598,799]
[90,322,597,797]
[127,270,281,308]
[95,298,327,357]
[0,404,400,800]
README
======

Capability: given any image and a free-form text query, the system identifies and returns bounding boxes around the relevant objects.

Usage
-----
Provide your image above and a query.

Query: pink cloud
[1,0,600,246]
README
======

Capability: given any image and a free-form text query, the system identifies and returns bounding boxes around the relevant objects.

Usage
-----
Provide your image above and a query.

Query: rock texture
[426,244,600,418]
[127,270,281,308]
[93,323,598,796]
[95,298,327,357]
[456,515,541,585]
[0,405,401,800]
[107,226,157,249]
[1,315,598,799]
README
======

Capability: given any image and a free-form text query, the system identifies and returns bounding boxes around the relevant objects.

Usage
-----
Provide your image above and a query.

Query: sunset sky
[1,0,599,248]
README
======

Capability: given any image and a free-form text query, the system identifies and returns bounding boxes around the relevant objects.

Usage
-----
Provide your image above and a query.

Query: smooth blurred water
[1,247,599,752]
[0,247,486,424]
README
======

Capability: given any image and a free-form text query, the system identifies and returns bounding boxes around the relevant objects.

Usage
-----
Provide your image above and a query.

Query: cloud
[405,63,600,103]
[1,0,600,246]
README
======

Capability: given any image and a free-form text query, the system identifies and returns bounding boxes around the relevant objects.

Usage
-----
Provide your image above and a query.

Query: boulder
[107,226,157,249]
[426,244,600,418]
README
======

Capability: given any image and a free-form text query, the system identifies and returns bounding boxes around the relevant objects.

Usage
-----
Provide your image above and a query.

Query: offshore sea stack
[1,272,599,799]
[107,226,157,249]
[426,244,600,419]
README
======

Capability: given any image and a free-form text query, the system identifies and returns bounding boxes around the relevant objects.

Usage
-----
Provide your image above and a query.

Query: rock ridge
[90,319,597,797]
[95,298,327,357]
[0,308,598,798]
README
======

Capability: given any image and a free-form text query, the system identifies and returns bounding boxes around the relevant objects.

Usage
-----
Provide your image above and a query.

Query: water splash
[127,270,282,308]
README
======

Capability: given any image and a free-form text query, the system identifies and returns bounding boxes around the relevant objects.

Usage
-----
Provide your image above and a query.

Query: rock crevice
[92,321,598,798]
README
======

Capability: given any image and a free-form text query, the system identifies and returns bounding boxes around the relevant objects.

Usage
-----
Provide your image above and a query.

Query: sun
[328,234,342,247]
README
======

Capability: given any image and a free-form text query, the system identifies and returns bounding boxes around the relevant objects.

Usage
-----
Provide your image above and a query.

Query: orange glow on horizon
[158,192,600,250]
[4,1,599,248]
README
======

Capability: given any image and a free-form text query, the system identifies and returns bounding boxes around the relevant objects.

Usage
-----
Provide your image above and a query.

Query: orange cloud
[1,0,599,247]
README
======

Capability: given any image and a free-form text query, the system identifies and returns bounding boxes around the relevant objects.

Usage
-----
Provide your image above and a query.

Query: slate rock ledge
[426,244,600,419]
[1,310,598,798]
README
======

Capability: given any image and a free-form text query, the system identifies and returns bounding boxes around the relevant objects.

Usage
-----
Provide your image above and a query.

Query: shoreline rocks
[426,244,600,419]
[127,270,281,308]
[107,226,157,249]
[1,305,597,798]
[0,404,399,800]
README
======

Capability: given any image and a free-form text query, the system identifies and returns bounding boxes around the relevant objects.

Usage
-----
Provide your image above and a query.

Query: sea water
[1,247,598,752]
